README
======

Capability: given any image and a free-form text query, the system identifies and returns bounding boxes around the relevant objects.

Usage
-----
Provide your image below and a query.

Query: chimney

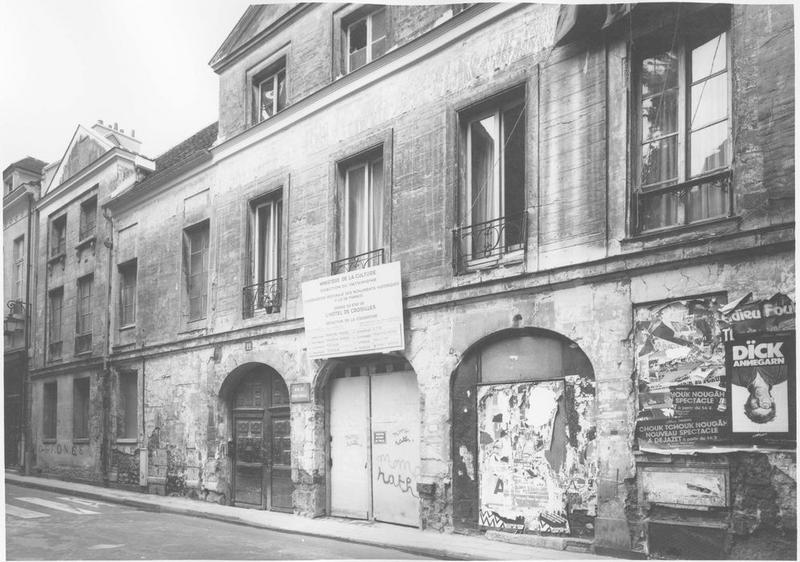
[98,119,104,125]
[131,130,135,138]
[114,122,118,131]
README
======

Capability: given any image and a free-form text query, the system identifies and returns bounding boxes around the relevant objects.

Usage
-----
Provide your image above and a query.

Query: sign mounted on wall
[725,332,795,439]
[301,262,404,359]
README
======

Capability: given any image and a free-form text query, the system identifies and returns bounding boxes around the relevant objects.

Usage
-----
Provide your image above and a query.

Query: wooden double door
[232,370,293,511]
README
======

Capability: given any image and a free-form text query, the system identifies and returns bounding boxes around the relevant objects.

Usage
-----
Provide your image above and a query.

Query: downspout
[22,186,38,475]
[101,207,115,485]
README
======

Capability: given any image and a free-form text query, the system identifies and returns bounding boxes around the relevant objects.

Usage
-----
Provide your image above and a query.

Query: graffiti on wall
[634,293,796,450]
[477,381,570,535]
[39,443,89,456]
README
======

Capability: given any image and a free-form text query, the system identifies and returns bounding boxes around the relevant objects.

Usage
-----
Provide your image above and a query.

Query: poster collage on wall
[634,292,795,450]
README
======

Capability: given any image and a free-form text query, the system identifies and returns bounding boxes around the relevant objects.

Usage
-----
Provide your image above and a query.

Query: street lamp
[4,300,28,335]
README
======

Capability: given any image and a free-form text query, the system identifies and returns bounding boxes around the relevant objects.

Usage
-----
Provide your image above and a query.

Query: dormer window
[345,7,386,73]
[253,60,286,124]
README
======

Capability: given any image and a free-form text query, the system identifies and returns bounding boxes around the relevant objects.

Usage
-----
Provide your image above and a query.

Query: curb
[5,476,481,560]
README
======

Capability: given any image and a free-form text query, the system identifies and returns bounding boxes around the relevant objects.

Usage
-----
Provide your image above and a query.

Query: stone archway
[221,362,293,512]
[451,328,597,537]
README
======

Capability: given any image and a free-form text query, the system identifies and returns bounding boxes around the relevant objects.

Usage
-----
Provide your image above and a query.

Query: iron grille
[242,278,282,319]
[452,212,527,273]
[330,248,384,275]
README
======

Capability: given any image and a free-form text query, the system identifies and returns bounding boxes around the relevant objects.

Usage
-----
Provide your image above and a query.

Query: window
[117,371,138,440]
[12,236,24,300]
[119,260,137,328]
[335,152,385,273]
[253,61,286,123]
[244,193,282,317]
[48,287,64,361]
[634,29,731,232]
[43,381,57,440]
[79,196,97,240]
[50,215,67,257]
[73,378,90,440]
[454,88,526,270]
[183,221,209,322]
[346,7,387,73]
[75,275,93,354]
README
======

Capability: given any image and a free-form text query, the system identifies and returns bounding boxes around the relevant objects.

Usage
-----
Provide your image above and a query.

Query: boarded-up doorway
[329,366,420,526]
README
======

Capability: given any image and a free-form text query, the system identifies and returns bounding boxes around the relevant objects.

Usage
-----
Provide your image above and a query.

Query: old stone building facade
[12,3,796,558]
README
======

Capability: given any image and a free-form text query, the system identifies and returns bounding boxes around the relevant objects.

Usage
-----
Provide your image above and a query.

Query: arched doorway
[325,355,421,526]
[228,364,292,511]
[451,329,597,537]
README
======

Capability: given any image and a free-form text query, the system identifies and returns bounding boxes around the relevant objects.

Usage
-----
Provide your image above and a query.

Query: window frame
[252,194,283,286]
[75,274,93,354]
[78,195,97,242]
[252,58,287,125]
[183,220,210,323]
[117,371,138,441]
[43,381,58,442]
[454,85,527,272]
[50,214,67,258]
[342,155,384,260]
[12,235,25,300]
[48,287,64,361]
[631,23,733,234]
[118,259,138,329]
[73,377,90,441]
[343,6,388,74]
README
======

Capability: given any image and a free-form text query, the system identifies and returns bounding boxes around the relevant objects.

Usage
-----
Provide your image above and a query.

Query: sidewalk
[5,473,609,560]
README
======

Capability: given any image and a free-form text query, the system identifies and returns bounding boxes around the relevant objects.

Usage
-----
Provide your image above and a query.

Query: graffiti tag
[376,467,419,498]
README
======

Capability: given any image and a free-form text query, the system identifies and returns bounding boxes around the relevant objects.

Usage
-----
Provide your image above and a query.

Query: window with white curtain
[254,194,282,284]
[343,155,383,259]
[635,29,730,232]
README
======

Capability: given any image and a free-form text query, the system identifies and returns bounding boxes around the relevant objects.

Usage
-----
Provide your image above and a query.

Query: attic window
[253,59,287,124]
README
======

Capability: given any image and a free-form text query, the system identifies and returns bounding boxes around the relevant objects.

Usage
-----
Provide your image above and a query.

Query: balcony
[75,333,92,355]
[242,278,282,319]
[331,248,384,275]
[453,212,528,273]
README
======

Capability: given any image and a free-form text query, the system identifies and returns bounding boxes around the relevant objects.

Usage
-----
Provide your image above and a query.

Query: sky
[0,0,253,169]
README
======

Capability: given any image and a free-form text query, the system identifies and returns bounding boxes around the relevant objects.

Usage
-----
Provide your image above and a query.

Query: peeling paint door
[371,371,420,526]
[329,376,370,519]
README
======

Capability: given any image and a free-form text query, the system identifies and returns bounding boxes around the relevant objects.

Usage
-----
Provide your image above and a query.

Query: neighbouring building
[3,156,45,468]
[15,3,795,559]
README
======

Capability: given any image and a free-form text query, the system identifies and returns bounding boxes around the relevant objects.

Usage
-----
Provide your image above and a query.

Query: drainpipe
[22,185,38,475]
[101,207,115,485]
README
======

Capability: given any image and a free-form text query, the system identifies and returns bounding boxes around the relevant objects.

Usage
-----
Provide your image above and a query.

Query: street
[5,484,429,560]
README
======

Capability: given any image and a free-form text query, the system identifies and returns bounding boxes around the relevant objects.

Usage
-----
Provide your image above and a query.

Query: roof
[154,121,219,172]
[107,122,218,207]
[3,156,47,179]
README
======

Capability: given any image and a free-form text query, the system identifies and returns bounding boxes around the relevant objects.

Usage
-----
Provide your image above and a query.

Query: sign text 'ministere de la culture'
[301,261,404,360]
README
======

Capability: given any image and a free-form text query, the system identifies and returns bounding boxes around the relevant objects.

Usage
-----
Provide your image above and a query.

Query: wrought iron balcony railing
[331,248,384,275]
[48,341,62,361]
[453,212,527,273]
[242,278,282,319]
[636,170,733,233]
[75,333,92,354]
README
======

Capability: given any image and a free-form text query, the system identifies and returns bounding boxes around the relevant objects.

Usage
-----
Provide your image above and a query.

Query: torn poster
[635,292,796,450]
[634,294,729,448]
[477,381,570,535]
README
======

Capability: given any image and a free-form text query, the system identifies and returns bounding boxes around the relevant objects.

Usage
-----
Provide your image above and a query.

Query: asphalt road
[5,483,429,560]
